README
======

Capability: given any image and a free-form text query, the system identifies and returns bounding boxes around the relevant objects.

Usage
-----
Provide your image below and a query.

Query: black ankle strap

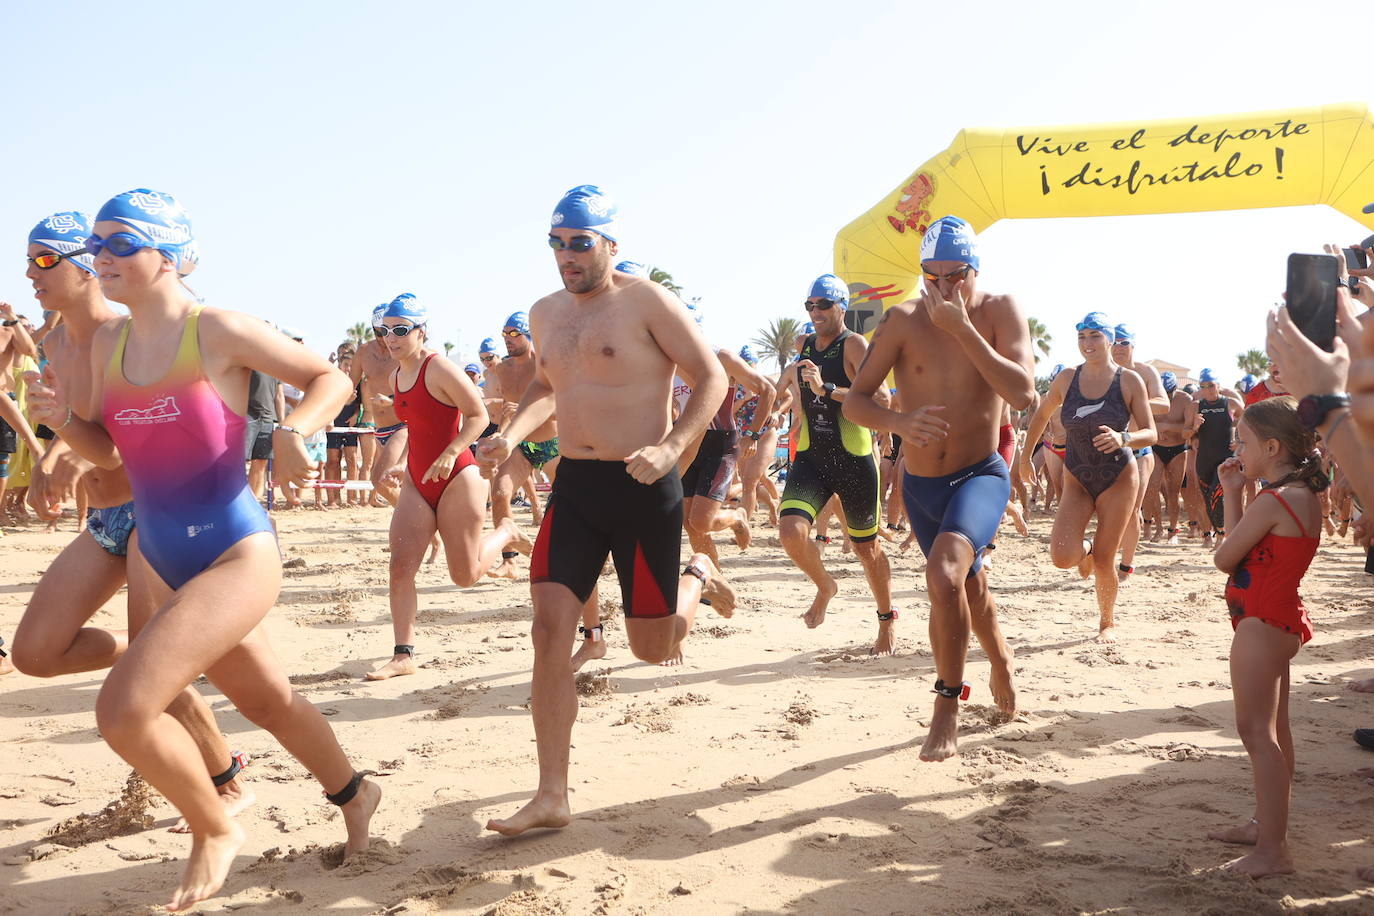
[324,769,373,806]
[933,678,970,700]
[579,625,603,642]
[877,609,898,622]
[394,645,414,657]
[501,550,518,560]
[212,750,249,787]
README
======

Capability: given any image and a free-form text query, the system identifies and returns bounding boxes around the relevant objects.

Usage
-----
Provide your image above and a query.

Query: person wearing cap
[1109,323,1170,579]
[771,273,896,655]
[1182,368,1244,548]
[1148,370,1197,545]
[847,215,1034,760]
[348,304,408,507]
[479,185,735,837]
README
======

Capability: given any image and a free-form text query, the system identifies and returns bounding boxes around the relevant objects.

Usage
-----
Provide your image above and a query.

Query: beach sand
[3,504,1374,914]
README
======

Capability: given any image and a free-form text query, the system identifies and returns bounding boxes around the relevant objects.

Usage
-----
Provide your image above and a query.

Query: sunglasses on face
[27,250,81,270]
[86,232,164,258]
[480,354,496,362]
[922,264,974,283]
[502,328,525,338]
[804,298,836,312]
[547,235,600,252]
[373,323,423,338]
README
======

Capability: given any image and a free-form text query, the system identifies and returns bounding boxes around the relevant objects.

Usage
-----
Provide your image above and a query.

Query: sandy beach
[3,504,1374,914]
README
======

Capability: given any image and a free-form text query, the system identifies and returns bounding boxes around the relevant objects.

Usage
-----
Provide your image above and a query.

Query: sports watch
[823,382,837,399]
[1296,393,1350,430]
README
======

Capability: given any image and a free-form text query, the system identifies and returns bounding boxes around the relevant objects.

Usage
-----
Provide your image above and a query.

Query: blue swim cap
[684,301,704,326]
[802,322,815,336]
[464,363,480,375]
[1183,383,1198,394]
[1240,373,1257,392]
[739,344,758,365]
[505,311,530,337]
[1050,363,1065,379]
[29,211,95,276]
[808,273,849,310]
[479,337,498,355]
[1075,312,1115,340]
[371,304,387,328]
[95,189,198,275]
[1113,323,1136,344]
[551,185,618,242]
[615,260,648,277]
[382,293,426,323]
[919,215,980,271]
[1161,371,1178,394]
[1198,368,1217,383]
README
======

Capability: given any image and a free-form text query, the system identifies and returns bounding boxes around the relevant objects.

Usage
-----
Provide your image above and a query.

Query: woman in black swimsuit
[1018,313,1157,643]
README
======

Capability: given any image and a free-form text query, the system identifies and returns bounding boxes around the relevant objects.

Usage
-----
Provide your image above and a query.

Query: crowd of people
[2,184,1374,909]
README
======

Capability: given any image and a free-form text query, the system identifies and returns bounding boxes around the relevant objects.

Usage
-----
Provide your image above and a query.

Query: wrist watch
[1296,393,1350,430]
[1,319,17,327]
[823,382,837,399]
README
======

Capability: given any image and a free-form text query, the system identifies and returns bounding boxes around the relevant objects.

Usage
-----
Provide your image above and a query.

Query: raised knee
[627,634,671,665]
[234,690,297,732]
[12,646,62,679]
[94,691,150,747]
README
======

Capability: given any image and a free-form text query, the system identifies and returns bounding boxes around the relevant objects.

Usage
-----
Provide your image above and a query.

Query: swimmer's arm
[498,366,556,446]
[1121,372,1158,448]
[430,359,490,454]
[1137,363,1170,417]
[1180,400,1199,440]
[953,295,1036,410]
[4,314,38,360]
[648,296,727,455]
[1020,374,1066,469]
[35,323,123,469]
[347,351,364,387]
[1214,490,1280,574]
[843,309,906,433]
[719,351,775,434]
[0,386,43,457]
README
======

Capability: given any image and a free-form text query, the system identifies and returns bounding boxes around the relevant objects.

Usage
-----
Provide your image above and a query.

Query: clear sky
[1,0,1366,382]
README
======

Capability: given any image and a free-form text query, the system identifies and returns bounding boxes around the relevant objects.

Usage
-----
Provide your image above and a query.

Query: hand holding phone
[1286,253,1339,352]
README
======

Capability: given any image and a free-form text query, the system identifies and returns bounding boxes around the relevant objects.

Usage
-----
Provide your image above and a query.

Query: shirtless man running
[351,305,408,506]
[479,185,734,836]
[15,210,252,824]
[486,310,560,579]
[844,215,1034,761]
[1147,371,1192,544]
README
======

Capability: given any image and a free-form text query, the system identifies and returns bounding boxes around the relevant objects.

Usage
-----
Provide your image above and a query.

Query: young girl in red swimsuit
[1209,395,1326,877]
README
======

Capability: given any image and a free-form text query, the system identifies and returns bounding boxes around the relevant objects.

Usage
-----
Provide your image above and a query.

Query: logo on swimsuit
[1073,402,1105,420]
[947,470,977,488]
[112,397,182,425]
[186,523,215,538]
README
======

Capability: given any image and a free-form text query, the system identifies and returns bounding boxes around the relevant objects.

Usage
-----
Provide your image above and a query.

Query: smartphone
[1344,247,1368,270]
[1286,253,1339,352]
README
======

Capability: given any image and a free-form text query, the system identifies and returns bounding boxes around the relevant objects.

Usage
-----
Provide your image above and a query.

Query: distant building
[1146,358,1196,386]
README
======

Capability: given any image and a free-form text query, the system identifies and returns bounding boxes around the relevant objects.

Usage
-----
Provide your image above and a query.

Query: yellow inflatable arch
[835,102,1374,334]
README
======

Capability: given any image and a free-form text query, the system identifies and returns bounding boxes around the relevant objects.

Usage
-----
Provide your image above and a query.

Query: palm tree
[1027,317,1052,364]
[345,322,370,349]
[443,342,454,357]
[1236,348,1269,376]
[649,267,683,296]
[752,317,805,372]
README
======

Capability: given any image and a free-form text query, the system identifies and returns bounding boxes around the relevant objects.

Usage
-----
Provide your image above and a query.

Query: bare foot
[1222,848,1294,878]
[170,777,257,834]
[659,647,684,667]
[1117,565,1133,583]
[989,648,1016,716]
[166,821,245,912]
[1166,532,1180,546]
[689,553,737,617]
[899,533,916,553]
[1095,627,1117,645]
[487,558,520,579]
[0,652,13,677]
[1348,677,1374,693]
[341,776,382,858]
[486,793,572,836]
[919,701,960,762]
[870,618,896,656]
[365,653,417,681]
[1325,514,1338,536]
[875,526,898,543]
[1078,539,1093,578]
[570,633,607,672]
[502,517,534,556]
[730,510,752,551]
[1208,818,1258,845]
[801,574,838,629]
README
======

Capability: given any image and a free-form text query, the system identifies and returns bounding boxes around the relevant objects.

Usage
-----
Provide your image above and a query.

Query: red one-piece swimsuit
[1224,490,1319,644]
[392,354,475,510]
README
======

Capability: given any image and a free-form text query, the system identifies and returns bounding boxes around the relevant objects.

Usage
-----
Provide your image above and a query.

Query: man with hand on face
[845,215,1035,762]
[479,186,734,837]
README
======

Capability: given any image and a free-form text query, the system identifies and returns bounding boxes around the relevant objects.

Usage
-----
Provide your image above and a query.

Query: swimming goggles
[922,264,975,283]
[85,232,170,258]
[1075,320,1112,334]
[547,235,601,252]
[803,299,836,312]
[27,251,81,270]
[373,323,424,338]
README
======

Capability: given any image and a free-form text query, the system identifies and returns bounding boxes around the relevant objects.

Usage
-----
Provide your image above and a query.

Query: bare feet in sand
[659,647,684,667]
[989,649,1016,717]
[919,700,960,762]
[488,558,520,579]
[1348,677,1374,693]
[1208,817,1258,845]
[166,821,245,912]
[870,616,897,656]
[1077,539,1094,579]
[486,793,572,836]
[171,776,257,834]
[570,630,607,672]
[730,509,752,550]
[801,574,838,629]
[503,517,534,556]
[1221,848,1293,878]
[365,652,417,681]
[341,776,382,858]
[689,553,737,617]
[1095,627,1117,645]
